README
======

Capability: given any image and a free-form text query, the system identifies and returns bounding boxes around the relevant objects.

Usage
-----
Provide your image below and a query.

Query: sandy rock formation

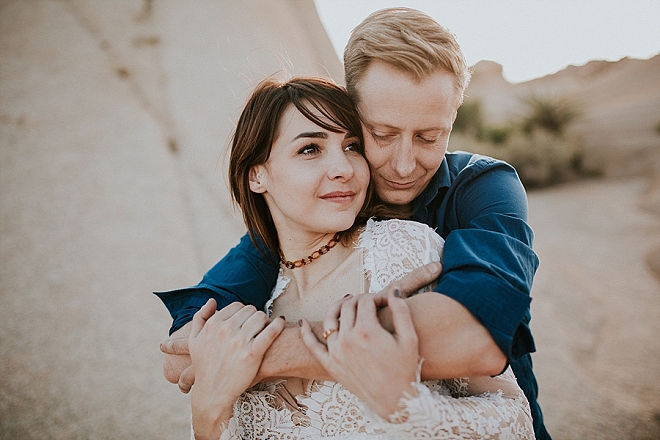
[0,0,340,437]
[467,55,660,179]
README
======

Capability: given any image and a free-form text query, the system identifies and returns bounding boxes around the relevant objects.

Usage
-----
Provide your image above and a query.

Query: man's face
[357,61,460,206]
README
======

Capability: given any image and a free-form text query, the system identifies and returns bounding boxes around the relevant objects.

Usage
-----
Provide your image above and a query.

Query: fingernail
[298,319,303,327]
[344,293,352,298]
[279,315,286,321]
[394,288,402,298]
[432,262,442,272]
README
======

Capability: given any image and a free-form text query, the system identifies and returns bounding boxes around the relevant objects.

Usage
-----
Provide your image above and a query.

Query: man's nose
[391,137,416,178]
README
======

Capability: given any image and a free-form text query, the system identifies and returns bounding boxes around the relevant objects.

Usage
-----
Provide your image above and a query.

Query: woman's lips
[320,191,356,203]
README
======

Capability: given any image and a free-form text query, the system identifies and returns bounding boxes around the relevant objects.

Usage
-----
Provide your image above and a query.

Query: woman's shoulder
[360,218,443,245]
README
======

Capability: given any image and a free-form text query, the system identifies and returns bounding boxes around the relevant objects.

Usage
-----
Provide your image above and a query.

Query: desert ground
[1,1,659,438]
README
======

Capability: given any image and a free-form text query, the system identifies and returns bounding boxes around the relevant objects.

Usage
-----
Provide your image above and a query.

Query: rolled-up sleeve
[433,161,539,359]
[154,233,280,335]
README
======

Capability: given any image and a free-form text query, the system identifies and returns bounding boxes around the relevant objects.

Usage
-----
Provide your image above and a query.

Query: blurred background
[1,1,658,438]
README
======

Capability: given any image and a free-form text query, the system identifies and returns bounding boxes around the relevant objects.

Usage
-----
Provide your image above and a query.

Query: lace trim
[357,218,443,293]
[264,268,290,317]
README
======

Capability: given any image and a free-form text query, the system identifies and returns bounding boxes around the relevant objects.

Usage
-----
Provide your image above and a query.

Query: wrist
[191,389,235,438]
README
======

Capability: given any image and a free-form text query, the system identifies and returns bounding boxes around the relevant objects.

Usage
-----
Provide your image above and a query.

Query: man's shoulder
[445,150,513,179]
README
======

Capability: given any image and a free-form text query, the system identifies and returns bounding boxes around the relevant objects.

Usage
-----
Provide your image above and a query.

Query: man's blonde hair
[344,7,471,105]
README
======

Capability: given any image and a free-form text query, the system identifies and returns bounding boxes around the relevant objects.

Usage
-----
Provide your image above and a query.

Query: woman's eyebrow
[292,131,328,141]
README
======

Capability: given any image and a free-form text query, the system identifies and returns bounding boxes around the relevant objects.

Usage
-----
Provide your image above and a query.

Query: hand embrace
[300,288,420,419]
[189,299,285,438]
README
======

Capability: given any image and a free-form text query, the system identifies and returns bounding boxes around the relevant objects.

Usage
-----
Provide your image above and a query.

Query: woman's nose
[328,149,355,181]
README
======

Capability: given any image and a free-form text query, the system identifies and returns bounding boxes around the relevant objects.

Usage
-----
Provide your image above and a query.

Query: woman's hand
[300,288,420,419]
[189,299,285,439]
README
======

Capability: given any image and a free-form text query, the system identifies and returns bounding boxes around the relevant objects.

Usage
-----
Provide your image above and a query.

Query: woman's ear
[248,165,267,193]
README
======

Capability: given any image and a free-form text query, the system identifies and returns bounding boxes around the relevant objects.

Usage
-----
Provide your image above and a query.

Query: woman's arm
[300,290,420,418]
[301,291,534,439]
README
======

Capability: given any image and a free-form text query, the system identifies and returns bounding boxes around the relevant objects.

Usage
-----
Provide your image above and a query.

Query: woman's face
[250,104,369,239]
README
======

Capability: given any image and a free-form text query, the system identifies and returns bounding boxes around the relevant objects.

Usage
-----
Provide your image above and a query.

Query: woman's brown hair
[229,76,396,256]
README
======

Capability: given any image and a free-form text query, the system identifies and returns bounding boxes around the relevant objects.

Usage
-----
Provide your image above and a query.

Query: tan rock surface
[0,0,339,438]
[1,1,659,439]
[529,178,660,439]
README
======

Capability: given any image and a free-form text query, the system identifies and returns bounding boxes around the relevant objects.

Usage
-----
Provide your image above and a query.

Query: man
[158,7,550,439]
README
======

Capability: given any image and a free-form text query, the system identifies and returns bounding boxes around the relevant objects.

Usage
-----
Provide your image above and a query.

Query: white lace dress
[213,219,535,439]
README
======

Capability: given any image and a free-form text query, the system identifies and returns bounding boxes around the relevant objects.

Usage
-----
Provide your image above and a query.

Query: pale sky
[314,0,660,83]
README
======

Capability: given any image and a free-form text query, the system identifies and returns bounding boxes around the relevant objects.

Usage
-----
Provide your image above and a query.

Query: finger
[387,288,418,347]
[300,318,330,364]
[190,298,217,338]
[214,301,246,321]
[336,295,358,329]
[370,291,389,309]
[251,316,286,355]
[383,262,442,298]
[223,304,258,329]
[240,310,271,340]
[160,336,190,355]
[322,294,352,337]
[178,365,195,394]
[355,293,380,328]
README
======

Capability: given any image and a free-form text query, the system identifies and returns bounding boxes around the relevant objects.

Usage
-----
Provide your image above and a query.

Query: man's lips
[320,191,356,202]
[382,178,417,189]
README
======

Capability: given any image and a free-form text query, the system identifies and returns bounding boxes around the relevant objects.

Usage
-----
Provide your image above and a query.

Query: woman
[187,76,534,439]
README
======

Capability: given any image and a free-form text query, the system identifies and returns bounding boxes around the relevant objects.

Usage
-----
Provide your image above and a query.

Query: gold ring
[322,328,337,339]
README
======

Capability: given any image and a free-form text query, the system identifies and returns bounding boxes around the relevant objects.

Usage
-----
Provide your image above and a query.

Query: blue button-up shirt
[155,151,550,439]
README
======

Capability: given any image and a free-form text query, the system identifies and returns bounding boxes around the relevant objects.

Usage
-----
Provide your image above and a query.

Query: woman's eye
[298,144,320,155]
[344,141,362,153]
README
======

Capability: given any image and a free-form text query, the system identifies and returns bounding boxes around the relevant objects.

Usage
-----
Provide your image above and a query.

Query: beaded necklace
[280,233,341,269]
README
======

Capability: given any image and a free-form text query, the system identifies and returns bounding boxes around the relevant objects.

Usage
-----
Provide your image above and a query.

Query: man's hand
[161,322,194,393]
[373,261,443,331]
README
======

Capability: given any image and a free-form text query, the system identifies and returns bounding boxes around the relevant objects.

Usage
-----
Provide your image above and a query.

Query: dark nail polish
[344,293,351,298]
[279,315,286,321]
[298,319,303,327]
[394,288,402,298]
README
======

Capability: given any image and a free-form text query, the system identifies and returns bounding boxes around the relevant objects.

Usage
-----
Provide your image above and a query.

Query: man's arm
[257,290,506,382]
[155,233,280,336]
[433,160,539,361]
[163,263,448,391]
[379,292,507,379]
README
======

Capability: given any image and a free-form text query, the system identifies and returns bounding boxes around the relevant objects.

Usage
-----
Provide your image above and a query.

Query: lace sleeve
[358,219,444,293]
[372,381,535,439]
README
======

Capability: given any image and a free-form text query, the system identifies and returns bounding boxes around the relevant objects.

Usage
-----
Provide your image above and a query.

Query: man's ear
[248,165,266,193]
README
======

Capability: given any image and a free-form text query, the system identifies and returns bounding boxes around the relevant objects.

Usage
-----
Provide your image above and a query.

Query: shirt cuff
[154,285,241,335]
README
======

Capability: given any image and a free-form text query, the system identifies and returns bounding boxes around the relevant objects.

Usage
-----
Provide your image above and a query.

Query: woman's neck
[278,232,337,263]
[278,230,357,295]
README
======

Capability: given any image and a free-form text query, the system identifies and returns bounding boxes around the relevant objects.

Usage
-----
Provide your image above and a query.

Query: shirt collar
[411,156,451,214]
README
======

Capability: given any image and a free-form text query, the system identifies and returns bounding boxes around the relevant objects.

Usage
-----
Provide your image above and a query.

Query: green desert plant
[448,94,590,188]
[453,99,484,136]
[449,130,584,188]
[521,94,581,136]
